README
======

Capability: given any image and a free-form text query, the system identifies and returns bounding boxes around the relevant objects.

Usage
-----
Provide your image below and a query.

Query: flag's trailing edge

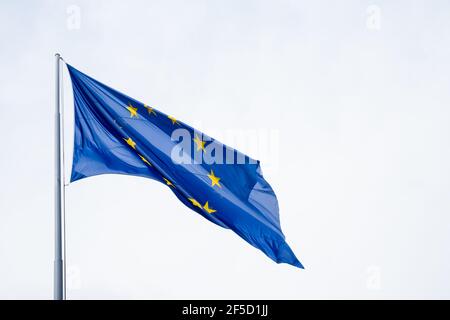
[66,63,303,268]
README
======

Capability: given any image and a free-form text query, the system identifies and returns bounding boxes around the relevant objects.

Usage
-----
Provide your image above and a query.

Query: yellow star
[193,134,206,151]
[124,137,136,149]
[126,104,138,118]
[138,154,152,166]
[188,198,202,209]
[163,177,174,187]
[207,170,221,188]
[168,115,179,125]
[144,104,157,116]
[203,201,217,214]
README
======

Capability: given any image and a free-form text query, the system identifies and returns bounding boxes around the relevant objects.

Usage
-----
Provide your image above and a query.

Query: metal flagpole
[54,53,66,300]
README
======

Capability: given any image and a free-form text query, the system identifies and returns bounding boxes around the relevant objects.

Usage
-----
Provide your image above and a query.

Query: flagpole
[54,53,66,300]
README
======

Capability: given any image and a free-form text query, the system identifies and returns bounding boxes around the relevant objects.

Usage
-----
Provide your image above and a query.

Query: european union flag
[67,64,303,268]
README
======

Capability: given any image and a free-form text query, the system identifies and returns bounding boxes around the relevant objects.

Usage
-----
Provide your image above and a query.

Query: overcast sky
[1,0,450,299]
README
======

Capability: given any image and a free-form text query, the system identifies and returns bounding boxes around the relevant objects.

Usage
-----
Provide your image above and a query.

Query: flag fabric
[66,64,303,268]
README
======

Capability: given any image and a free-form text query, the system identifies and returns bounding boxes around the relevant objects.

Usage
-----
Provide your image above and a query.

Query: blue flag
[66,64,303,268]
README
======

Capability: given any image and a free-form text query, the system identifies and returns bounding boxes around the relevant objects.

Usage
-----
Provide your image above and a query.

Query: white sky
[1,0,450,299]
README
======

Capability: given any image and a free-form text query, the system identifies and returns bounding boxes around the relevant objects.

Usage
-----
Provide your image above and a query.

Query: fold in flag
[66,64,303,268]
